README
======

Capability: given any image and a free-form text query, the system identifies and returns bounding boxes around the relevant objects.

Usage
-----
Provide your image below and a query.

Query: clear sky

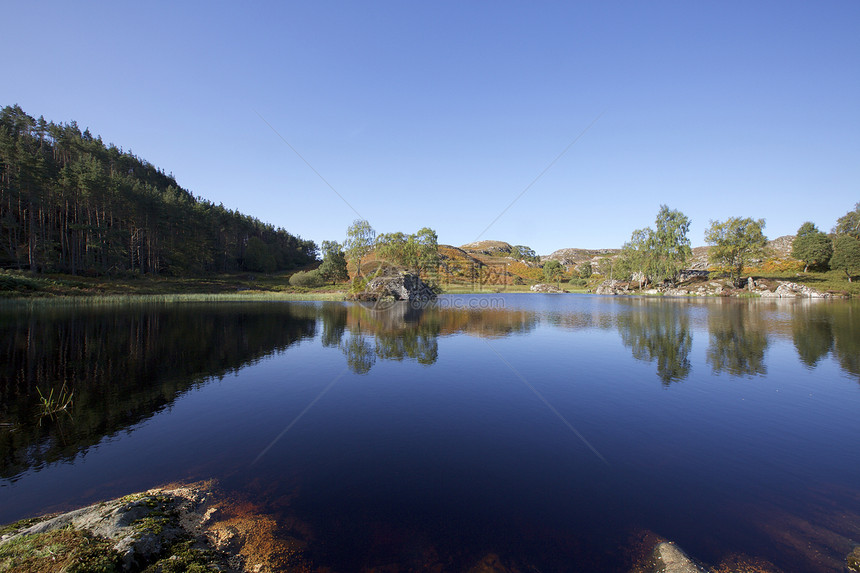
[3,1,858,254]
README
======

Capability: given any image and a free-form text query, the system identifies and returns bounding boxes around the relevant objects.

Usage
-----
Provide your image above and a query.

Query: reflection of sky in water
[0,297,858,572]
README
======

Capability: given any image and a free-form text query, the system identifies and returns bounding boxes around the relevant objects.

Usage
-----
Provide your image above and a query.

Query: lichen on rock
[0,480,313,573]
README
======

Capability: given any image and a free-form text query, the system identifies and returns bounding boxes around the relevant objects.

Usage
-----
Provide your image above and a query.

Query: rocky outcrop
[530,283,566,293]
[759,281,835,298]
[595,280,632,295]
[351,271,437,303]
[459,240,513,256]
[0,484,228,571]
[593,277,842,298]
[0,482,313,573]
[651,542,709,573]
[679,269,709,281]
[543,247,620,267]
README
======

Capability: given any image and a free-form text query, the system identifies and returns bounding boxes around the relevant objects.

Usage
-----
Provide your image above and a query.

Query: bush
[349,275,368,294]
[289,270,324,288]
[568,278,588,287]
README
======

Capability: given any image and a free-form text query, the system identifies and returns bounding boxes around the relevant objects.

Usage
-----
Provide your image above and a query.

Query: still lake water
[1,295,859,571]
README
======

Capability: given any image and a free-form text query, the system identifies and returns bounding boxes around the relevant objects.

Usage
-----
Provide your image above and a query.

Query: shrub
[289,270,324,288]
[349,276,368,294]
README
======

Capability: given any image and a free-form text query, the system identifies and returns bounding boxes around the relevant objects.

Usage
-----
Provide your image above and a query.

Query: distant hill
[0,105,316,276]
[543,247,621,266]
[437,243,541,285]
[459,240,514,256]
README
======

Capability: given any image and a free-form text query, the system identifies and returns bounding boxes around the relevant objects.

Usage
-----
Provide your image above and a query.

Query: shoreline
[3,481,827,573]
[0,269,854,301]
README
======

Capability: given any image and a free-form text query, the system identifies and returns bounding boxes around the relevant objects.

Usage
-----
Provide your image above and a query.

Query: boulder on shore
[759,281,835,298]
[530,283,566,293]
[593,276,841,298]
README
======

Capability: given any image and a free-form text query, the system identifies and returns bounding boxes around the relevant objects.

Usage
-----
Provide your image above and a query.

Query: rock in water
[653,542,709,573]
[351,271,437,303]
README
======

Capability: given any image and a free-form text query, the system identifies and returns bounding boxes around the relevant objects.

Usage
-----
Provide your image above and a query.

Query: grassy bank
[0,269,573,300]
[3,268,854,301]
[753,269,860,297]
[0,270,348,300]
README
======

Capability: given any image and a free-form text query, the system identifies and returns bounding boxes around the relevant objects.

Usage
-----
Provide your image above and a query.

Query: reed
[36,384,74,423]
[1,292,346,308]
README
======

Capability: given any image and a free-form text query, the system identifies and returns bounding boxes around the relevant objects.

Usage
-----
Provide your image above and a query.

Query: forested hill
[0,105,316,276]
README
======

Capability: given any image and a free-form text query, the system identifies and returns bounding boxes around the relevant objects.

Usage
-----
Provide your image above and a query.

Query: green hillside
[0,105,316,277]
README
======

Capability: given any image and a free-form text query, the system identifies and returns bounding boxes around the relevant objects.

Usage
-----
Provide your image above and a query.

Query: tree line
[579,203,860,286]
[291,219,440,288]
[0,105,316,276]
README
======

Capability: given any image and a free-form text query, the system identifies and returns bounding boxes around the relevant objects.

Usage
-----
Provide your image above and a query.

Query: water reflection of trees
[706,302,769,377]
[616,300,692,384]
[790,302,859,380]
[832,307,860,380]
[0,303,317,481]
[792,305,834,368]
[317,303,538,374]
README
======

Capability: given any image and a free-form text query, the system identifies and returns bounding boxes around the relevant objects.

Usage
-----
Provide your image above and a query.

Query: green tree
[375,227,439,273]
[621,228,651,289]
[344,219,376,278]
[413,227,440,272]
[375,231,407,267]
[579,261,593,279]
[597,256,614,280]
[0,105,317,277]
[511,245,540,263]
[650,205,692,284]
[705,217,768,285]
[244,236,276,273]
[543,259,564,286]
[833,202,860,238]
[318,240,349,284]
[791,222,832,272]
[830,234,860,282]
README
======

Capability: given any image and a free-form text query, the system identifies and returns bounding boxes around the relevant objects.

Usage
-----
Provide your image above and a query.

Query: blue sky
[3,1,858,254]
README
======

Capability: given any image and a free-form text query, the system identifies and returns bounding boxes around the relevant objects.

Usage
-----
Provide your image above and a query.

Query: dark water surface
[1,295,859,571]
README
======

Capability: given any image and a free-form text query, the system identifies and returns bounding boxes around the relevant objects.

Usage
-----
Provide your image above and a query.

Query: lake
[1,295,858,571]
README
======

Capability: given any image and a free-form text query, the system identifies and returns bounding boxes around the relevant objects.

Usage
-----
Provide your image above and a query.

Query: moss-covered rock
[847,546,860,572]
[0,526,122,573]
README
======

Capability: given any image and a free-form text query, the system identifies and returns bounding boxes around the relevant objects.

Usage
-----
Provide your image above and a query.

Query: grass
[36,384,74,424]
[746,268,859,297]
[0,527,121,573]
[0,269,349,299]
[4,265,856,302]
[140,539,215,573]
[437,284,534,294]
